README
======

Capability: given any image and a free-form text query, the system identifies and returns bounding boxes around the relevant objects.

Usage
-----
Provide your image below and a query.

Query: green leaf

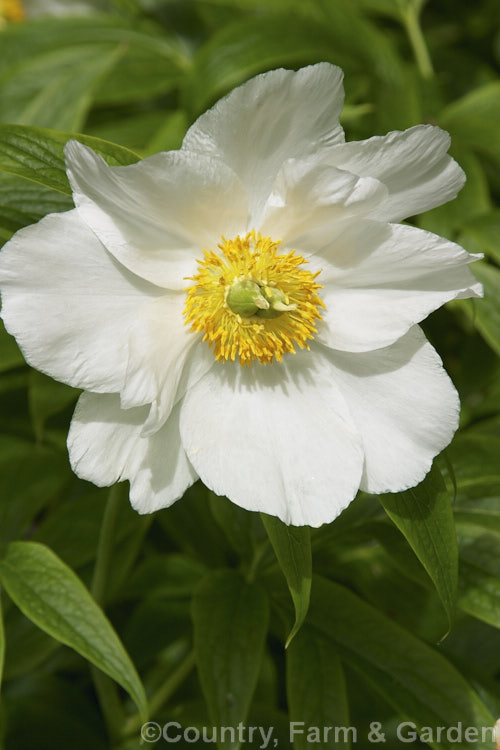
[0,435,71,544]
[468,262,500,356]
[191,569,269,749]
[261,514,311,647]
[287,626,350,749]
[0,124,140,198]
[417,150,491,237]
[0,318,24,373]
[440,81,500,162]
[0,16,188,113]
[378,463,458,628]
[210,493,265,563]
[0,172,72,239]
[308,577,493,747]
[0,43,124,132]
[185,7,400,116]
[0,593,4,693]
[28,370,79,442]
[460,210,500,265]
[459,560,500,630]
[447,432,500,502]
[0,541,147,721]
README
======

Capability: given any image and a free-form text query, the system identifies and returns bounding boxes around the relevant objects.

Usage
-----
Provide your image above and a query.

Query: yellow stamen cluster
[0,0,25,23]
[184,231,325,366]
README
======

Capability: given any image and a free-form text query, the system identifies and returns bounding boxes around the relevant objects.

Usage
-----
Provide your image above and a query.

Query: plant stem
[91,484,126,745]
[92,483,123,605]
[403,2,434,79]
[122,650,196,738]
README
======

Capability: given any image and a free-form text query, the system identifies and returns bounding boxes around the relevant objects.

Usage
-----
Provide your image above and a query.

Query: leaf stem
[91,484,126,744]
[122,650,196,738]
[92,483,123,605]
[402,1,434,79]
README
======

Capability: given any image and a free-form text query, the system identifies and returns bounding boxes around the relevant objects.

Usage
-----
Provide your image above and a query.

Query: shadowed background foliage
[0,0,499,748]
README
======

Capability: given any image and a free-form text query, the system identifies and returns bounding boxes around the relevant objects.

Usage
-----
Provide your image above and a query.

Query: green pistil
[226,279,296,319]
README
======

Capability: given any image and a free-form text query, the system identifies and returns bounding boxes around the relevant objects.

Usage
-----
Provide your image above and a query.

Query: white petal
[326,124,465,222]
[318,327,460,493]
[65,141,249,289]
[0,209,162,391]
[259,157,387,249]
[121,294,214,435]
[183,63,345,220]
[315,221,482,352]
[68,392,197,513]
[179,353,364,527]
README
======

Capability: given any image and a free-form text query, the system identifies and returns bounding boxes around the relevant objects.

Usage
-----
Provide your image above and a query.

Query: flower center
[184,231,325,366]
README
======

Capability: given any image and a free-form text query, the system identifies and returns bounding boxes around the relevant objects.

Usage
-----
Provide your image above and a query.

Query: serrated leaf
[378,463,458,629]
[0,541,147,721]
[308,577,493,748]
[287,626,350,749]
[191,569,268,749]
[261,514,311,647]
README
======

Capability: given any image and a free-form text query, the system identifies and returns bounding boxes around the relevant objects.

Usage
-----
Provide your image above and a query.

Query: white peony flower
[0,64,482,526]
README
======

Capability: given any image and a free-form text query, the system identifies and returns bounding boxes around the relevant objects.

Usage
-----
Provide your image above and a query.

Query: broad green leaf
[185,7,399,115]
[447,432,500,502]
[0,594,4,693]
[379,464,458,627]
[210,493,266,563]
[0,435,71,544]
[261,514,311,647]
[3,607,58,681]
[125,554,206,600]
[0,318,24,373]
[461,210,500,265]
[28,370,79,442]
[287,626,350,749]
[0,541,147,721]
[417,150,491,237]
[191,569,269,749]
[0,172,72,239]
[459,560,500,629]
[440,81,500,161]
[468,262,500,356]
[0,44,124,132]
[0,124,140,198]
[308,577,493,748]
[157,483,230,567]
[0,16,188,108]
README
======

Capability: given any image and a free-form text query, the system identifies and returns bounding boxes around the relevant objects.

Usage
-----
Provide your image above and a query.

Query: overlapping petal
[318,326,460,493]
[65,141,249,289]
[258,157,388,248]
[68,392,197,513]
[314,220,482,352]
[121,294,214,435]
[0,209,163,391]
[179,352,364,527]
[182,63,345,219]
[325,124,465,222]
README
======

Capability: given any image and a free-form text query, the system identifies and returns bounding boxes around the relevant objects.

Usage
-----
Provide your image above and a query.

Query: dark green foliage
[0,1,499,748]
